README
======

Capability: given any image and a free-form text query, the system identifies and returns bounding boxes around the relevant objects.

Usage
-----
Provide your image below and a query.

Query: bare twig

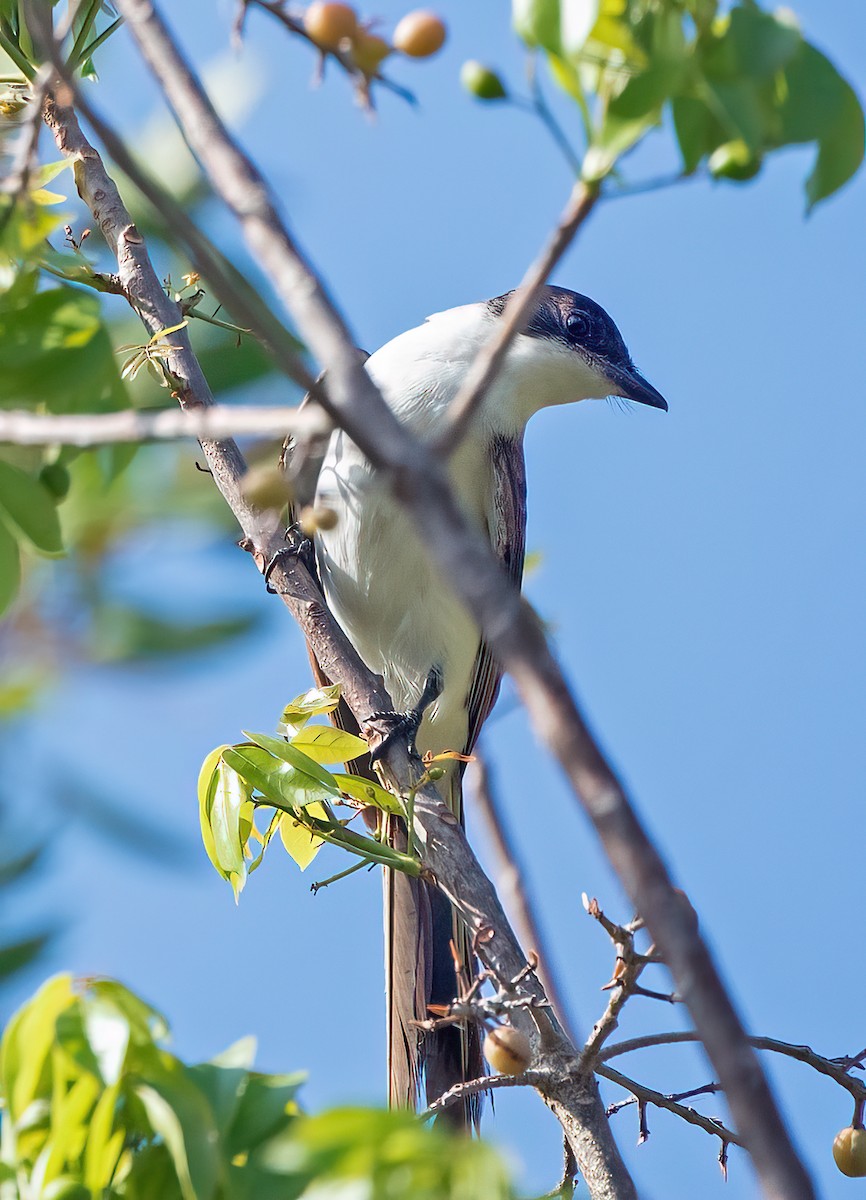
[90,6,818,1196]
[421,1069,548,1119]
[433,178,599,456]
[581,897,656,1071]
[467,752,576,1040]
[606,1080,723,1117]
[601,1031,866,1103]
[0,404,330,447]
[599,1063,742,1147]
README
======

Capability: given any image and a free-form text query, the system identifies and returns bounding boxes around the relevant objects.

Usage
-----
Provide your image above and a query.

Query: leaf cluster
[199,685,414,900]
[0,973,513,1199]
[511,0,864,207]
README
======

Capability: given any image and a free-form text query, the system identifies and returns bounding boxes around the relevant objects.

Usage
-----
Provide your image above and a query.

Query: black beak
[605,363,668,411]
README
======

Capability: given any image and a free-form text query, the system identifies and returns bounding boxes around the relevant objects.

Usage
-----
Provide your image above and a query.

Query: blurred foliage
[0,974,513,1199]
[464,0,864,208]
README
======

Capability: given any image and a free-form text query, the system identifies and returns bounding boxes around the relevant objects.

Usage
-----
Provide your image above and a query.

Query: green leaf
[90,604,258,662]
[726,5,801,79]
[227,1070,305,1157]
[0,516,21,616]
[243,731,341,795]
[513,0,561,54]
[583,110,659,181]
[223,744,336,813]
[135,1058,220,1200]
[188,1037,256,1137]
[779,41,865,209]
[279,685,342,735]
[278,806,327,870]
[0,287,127,417]
[332,773,402,815]
[83,1081,124,1193]
[705,78,766,153]
[608,63,680,121]
[671,94,718,173]
[43,1071,101,1187]
[1,974,75,1123]
[211,758,252,900]
[290,724,368,765]
[0,460,64,555]
[0,931,51,982]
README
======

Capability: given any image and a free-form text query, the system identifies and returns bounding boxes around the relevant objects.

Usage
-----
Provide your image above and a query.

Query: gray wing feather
[464,434,527,755]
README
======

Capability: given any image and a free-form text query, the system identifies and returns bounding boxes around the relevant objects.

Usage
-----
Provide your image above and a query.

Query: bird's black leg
[263,523,315,593]
[367,665,444,762]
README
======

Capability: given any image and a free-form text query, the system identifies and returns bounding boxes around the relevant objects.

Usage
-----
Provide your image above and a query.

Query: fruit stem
[853,1098,865,1130]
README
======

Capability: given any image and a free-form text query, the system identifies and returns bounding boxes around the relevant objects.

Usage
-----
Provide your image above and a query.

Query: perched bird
[309,285,667,1125]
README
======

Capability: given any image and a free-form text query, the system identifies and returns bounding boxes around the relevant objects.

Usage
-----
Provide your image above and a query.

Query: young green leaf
[278,805,328,870]
[243,731,341,794]
[291,724,368,765]
[223,743,337,812]
[279,684,342,735]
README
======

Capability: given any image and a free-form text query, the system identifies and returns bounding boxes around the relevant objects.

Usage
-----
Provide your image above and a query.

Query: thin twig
[468,752,577,1041]
[421,1068,547,1119]
[600,1031,866,1102]
[432,178,599,456]
[598,1063,742,1147]
[580,897,655,1072]
[0,404,331,447]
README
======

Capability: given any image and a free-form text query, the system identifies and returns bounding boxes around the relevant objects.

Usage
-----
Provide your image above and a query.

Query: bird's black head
[487,286,667,411]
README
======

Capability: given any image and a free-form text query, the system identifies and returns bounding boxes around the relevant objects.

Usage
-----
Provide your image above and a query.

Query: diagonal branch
[467,752,577,1041]
[112,5,817,1197]
[41,50,635,1200]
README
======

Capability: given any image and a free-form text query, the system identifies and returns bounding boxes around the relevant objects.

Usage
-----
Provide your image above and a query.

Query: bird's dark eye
[565,312,590,340]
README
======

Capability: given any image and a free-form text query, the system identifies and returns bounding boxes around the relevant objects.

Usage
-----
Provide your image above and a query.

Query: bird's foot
[263,523,314,593]
[366,665,443,763]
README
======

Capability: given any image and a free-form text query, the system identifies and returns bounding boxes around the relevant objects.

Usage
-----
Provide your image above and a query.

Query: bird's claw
[264,524,314,593]
[366,665,444,762]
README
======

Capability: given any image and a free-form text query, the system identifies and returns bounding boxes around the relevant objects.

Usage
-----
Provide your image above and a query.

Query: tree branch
[82,4,816,1196]
[467,752,577,1041]
[42,38,636,1200]
[601,1031,866,1102]
[0,404,330,446]
[599,1063,741,1147]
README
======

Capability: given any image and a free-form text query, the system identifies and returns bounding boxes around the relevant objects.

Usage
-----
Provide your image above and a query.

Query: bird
[306,285,667,1126]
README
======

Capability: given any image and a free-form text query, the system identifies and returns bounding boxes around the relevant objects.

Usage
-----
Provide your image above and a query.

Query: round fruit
[460,61,507,101]
[483,1025,532,1075]
[392,11,446,58]
[298,504,339,534]
[833,1126,866,1177]
[708,139,762,182]
[303,2,358,50]
[351,31,392,75]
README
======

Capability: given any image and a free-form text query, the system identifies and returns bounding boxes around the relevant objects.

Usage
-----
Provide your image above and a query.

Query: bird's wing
[464,434,527,756]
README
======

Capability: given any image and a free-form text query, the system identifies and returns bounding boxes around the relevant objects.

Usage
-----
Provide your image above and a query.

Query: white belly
[314,429,488,758]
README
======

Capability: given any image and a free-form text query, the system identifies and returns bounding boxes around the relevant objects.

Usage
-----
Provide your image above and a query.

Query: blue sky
[4,2,866,1196]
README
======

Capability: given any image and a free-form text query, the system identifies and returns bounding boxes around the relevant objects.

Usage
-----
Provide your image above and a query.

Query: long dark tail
[385,777,484,1129]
